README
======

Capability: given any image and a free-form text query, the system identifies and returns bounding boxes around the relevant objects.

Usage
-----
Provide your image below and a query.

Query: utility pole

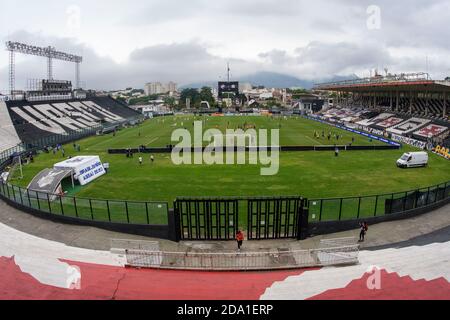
[227,62,231,107]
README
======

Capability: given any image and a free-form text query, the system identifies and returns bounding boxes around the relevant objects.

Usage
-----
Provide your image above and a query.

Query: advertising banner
[54,156,105,186]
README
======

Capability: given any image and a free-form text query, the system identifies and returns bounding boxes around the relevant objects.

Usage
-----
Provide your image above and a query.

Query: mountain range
[181,72,358,90]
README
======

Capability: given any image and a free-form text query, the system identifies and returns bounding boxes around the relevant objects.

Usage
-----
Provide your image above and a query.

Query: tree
[180,88,201,108]
[115,96,127,104]
[163,96,177,110]
[128,94,160,106]
[289,88,311,99]
[131,89,144,95]
[265,99,282,109]
[199,87,216,107]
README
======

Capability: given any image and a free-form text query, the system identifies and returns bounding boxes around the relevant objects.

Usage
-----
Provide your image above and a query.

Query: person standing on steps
[236,230,244,251]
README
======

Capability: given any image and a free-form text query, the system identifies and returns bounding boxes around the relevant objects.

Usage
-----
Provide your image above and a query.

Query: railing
[0,144,26,164]
[111,239,160,251]
[0,181,169,226]
[308,181,450,222]
[314,72,431,89]
[124,244,360,271]
[21,115,143,150]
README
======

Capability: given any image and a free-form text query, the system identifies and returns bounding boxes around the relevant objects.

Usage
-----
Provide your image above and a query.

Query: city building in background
[144,82,177,96]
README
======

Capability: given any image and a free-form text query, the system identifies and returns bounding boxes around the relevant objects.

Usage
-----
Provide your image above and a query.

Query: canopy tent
[27,168,73,200]
[54,156,105,186]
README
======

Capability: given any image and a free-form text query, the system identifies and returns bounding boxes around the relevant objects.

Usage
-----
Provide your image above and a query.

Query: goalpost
[10,155,23,180]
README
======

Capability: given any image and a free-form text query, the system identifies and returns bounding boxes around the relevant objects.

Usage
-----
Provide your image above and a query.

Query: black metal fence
[175,198,239,241]
[0,165,448,239]
[247,197,307,240]
[308,181,450,223]
[0,144,26,164]
[0,181,169,225]
[174,196,309,241]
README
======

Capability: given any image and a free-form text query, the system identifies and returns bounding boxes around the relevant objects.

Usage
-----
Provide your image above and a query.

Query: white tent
[54,156,105,186]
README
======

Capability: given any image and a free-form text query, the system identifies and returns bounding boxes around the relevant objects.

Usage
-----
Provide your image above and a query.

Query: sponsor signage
[432,145,450,160]
[54,156,106,186]
[305,116,401,146]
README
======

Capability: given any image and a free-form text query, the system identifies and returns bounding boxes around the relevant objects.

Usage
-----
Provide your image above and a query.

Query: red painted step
[308,269,450,300]
[0,257,315,300]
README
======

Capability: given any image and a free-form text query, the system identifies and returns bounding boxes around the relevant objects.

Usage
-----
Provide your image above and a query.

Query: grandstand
[0,96,141,150]
[315,72,449,121]
[0,41,142,152]
[314,72,450,149]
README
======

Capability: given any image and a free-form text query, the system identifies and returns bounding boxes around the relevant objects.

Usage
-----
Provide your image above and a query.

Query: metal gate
[247,197,305,240]
[174,199,239,241]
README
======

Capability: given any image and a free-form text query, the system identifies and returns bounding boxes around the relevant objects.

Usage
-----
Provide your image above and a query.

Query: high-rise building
[144,82,162,96]
[167,82,177,93]
[144,82,177,96]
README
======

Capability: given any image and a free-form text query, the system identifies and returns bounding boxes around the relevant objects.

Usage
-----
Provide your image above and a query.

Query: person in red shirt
[236,230,245,251]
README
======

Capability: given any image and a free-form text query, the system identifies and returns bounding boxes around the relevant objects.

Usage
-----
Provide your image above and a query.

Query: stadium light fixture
[5,41,83,96]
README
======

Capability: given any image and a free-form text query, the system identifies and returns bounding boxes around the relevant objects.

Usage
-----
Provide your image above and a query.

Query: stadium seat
[3,97,141,146]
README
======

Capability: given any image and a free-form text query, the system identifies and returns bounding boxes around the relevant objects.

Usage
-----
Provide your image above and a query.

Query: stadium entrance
[174,197,309,241]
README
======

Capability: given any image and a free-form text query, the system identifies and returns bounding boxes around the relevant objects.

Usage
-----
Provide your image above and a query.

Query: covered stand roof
[314,73,450,93]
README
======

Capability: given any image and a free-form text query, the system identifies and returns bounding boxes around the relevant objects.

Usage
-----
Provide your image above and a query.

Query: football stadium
[1,2,449,304]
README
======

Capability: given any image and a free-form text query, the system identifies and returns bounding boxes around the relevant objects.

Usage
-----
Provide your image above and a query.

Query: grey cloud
[130,42,212,62]
[4,0,450,94]
[121,0,207,26]
[1,32,260,90]
[257,41,393,78]
[258,50,292,65]
[220,0,302,17]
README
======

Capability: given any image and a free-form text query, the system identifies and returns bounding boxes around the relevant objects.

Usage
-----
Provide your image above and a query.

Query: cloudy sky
[1,0,450,91]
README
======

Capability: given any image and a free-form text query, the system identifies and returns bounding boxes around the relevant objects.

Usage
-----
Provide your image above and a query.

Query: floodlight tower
[8,48,15,95]
[46,46,55,80]
[5,41,84,96]
[75,61,81,89]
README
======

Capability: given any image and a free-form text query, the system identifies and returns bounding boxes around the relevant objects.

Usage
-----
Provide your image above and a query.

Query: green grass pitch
[9,115,450,225]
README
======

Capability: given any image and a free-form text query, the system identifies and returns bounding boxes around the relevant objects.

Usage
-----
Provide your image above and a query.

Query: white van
[397,152,429,168]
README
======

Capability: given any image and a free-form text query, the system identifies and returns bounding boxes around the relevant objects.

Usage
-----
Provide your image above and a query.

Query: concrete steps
[262,241,450,300]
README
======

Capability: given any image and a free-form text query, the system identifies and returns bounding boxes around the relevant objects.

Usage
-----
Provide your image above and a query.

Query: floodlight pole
[47,47,54,80]
[5,41,83,93]
[9,49,15,96]
[75,62,81,89]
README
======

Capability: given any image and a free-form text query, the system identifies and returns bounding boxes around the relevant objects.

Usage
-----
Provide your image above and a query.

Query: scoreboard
[218,81,239,98]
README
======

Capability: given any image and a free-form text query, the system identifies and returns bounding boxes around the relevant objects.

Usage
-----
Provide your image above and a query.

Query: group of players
[314,130,344,142]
